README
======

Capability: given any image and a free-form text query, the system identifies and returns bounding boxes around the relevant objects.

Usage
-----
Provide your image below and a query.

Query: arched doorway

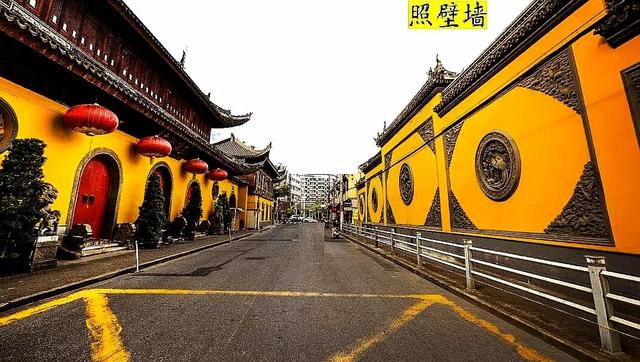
[149,163,172,216]
[185,181,200,205]
[71,153,121,239]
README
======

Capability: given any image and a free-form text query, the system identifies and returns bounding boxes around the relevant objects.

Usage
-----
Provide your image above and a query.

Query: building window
[0,99,18,153]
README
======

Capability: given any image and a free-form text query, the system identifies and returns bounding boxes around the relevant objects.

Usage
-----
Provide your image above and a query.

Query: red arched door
[72,157,112,238]
[153,167,171,215]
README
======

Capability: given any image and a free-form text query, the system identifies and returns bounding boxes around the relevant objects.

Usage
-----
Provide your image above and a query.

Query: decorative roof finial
[179,47,187,68]
[383,121,387,130]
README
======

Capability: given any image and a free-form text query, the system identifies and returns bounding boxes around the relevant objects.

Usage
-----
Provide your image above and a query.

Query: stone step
[84,239,119,247]
[81,243,127,257]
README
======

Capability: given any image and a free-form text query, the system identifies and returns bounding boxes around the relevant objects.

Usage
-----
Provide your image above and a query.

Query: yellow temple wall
[365,163,384,225]
[365,0,640,255]
[381,97,442,227]
[246,194,274,228]
[0,76,244,233]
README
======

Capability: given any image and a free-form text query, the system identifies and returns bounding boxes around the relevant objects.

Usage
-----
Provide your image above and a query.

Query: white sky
[124,0,531,174]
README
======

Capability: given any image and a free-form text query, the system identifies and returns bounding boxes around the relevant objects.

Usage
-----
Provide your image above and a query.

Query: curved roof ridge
[212,133,272,158]
[109,0,252,127]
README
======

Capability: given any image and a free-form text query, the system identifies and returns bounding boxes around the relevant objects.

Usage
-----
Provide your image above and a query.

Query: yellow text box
[408,0,488,30]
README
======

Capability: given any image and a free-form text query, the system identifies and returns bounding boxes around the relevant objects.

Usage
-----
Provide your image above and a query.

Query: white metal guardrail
[342,224,640,353]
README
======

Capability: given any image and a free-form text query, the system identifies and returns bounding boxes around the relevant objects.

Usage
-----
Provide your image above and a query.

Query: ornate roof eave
[434,0,587,117]
[224,157,268,176]
[0,2,250,171]
[212,134,272,162]
[593,0,640,48]
[263,159,286,181]
[107,0,252,128]
[274,164,288,184]
[355,177,366,190]
[376,58,457,147]
[210,103,252,127]
[0,1,251,140]
[359,152,382,174]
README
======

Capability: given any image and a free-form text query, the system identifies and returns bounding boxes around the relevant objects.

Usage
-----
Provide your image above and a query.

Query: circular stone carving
[399,163,413,205]
[371,188,378,213]
[358,194,365,215]
[212,181,220,200]
[475,131,521,201]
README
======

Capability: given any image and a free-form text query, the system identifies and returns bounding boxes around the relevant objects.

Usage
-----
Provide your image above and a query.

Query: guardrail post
[390,228,395,253]
[374,227,379,248]
[463,239,475,290]
[415,232,422,267]
[586,256,621,353]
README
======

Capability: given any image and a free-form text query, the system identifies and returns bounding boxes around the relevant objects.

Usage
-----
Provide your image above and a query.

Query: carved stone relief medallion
[475,131,521,201]
[399,163,414,205]
[371,188,379,213]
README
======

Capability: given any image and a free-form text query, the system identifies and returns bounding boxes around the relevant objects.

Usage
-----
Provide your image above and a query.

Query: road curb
[341,232,612,362]
[0,232,254,314]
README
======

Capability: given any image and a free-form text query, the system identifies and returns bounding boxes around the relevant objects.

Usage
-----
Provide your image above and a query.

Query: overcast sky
[124,0,531,174]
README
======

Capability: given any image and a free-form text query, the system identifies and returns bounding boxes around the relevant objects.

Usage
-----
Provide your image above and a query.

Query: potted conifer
[135,174,167,248]
[0,138,60,273]
[181,183,202,240]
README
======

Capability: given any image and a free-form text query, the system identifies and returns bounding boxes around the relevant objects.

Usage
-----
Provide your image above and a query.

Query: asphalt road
[0,223,578,361]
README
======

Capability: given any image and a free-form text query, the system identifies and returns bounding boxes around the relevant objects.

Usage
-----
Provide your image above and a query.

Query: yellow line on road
[91,288,430,299]
[442,301,553,362]
[0,288,552,362]
[84,293,131,362]
[329,294,552,362]
[0,291,86,327]
[329,296,443,362]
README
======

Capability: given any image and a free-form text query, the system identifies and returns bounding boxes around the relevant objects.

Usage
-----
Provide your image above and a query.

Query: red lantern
[184,158,208,178]
[207,168,228,181]
[64,104,119,136]
[136,135,172,163]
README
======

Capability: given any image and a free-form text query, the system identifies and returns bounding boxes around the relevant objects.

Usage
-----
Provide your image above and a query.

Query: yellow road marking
[84,293,131,362]
[442,301,553,362]
[0,291,86,327]
[329,296,443,362]
[91,288,429,299]
[0,289,552,362]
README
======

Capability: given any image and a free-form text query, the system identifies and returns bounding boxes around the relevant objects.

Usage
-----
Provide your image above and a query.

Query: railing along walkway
[342,223,640,354]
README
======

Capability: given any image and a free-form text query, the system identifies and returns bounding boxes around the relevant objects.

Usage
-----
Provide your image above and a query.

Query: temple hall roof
[212,133,271,160]
[375,57,457,147]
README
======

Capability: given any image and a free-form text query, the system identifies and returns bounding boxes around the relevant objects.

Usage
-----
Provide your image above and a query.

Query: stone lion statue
[37,182,61,236]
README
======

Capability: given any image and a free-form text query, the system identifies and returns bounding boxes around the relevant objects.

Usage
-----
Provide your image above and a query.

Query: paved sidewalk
[0,230,255,307]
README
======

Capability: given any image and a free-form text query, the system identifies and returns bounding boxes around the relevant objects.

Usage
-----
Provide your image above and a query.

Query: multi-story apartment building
[276,173,302,218]
[298,174,337,215]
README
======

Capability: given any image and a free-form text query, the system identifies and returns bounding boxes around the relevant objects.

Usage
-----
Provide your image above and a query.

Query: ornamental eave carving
[594,0,640,48]
[435,0,587,116]
[376,57,456,147]
[0,0,250,128]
